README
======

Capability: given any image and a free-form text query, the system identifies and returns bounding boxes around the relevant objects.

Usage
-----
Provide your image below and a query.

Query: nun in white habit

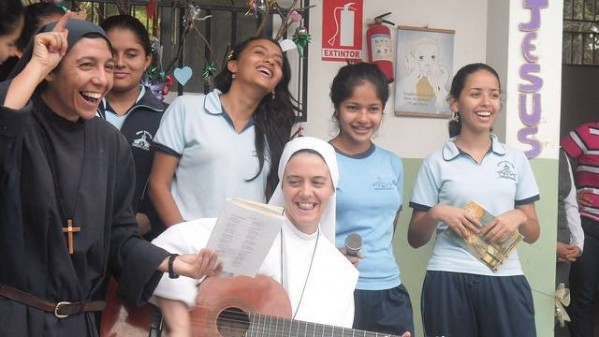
[151,136,358,335]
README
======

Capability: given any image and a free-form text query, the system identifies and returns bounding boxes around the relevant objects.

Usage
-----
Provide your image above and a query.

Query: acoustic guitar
[101,275,409,337]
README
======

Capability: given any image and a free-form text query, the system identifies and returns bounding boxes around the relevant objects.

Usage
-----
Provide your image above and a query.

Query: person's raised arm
[149,151,184,226]
[4,11,76,109]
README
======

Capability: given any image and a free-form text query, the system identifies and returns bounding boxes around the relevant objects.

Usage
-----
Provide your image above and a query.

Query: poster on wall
[394,26,455,118]
[321,0,363,62]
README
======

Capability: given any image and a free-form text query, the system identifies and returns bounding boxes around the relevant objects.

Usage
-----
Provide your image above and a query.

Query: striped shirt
[561,122,599,221]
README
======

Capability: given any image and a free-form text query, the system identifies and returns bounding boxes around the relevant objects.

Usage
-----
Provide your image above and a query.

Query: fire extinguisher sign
[322,0,363,62]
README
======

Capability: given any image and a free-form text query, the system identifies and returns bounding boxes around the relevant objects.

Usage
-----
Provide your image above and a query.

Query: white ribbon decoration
[555,283,571,328]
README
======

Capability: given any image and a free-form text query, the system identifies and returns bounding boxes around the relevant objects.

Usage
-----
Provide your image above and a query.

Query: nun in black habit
[0,13,221,337]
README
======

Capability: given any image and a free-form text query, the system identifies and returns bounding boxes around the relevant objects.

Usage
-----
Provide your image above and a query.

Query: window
[564,0,599,65]
[69,0,309,120]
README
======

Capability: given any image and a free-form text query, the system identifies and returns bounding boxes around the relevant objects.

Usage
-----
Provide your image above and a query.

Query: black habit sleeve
[108,131,170,306]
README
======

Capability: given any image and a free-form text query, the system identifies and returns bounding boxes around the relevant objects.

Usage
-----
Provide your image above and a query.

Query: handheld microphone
[344,233,363,257]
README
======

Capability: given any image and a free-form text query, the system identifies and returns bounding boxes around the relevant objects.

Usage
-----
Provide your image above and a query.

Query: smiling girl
[149,37,297,226]
[329,62,414,336]
[98,15,168,239]
[408,63,540,337]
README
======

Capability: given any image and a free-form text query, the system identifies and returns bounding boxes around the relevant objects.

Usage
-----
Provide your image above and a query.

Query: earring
[231,73,237,79]
[450,110,460,122]
[271,91,275,100]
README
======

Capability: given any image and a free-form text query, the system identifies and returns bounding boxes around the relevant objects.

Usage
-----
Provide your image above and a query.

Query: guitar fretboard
[247,312,398,337]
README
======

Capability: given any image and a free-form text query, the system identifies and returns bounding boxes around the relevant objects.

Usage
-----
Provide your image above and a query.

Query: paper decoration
[174,66,193,86]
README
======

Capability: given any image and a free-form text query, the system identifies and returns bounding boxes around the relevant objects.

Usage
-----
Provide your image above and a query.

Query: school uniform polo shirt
[334,145,403,290]
[410,134,540,276]
[153,89,268,220]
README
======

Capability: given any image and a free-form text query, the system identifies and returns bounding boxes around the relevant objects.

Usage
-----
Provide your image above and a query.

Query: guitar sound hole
[216,307,249,337]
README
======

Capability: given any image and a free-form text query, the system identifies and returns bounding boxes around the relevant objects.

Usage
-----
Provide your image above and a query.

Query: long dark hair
[448,63,500,137]
[0,0,24,36]
[214,37,298,199]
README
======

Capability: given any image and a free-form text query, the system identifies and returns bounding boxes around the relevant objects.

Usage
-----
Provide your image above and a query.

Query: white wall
[302,0,489,158]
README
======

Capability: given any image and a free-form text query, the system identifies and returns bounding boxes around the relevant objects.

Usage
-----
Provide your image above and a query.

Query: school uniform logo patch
[132,130,153,151]
[372,176,399,190]
[496,160,517,181]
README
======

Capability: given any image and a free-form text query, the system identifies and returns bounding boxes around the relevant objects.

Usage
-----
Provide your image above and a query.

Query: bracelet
[168,254,179,279]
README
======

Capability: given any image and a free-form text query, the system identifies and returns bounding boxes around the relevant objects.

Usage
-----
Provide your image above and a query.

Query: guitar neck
[248,312,399,337]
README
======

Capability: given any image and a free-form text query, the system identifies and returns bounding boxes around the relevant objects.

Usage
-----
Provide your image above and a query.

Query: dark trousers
[353,284,415,336]
[568,217,599,337]
[421,271,536,337]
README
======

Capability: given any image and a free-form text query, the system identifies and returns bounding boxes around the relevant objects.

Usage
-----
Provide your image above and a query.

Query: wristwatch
[168,254,179,279]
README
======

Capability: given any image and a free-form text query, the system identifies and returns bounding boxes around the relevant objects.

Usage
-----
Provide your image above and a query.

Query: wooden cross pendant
[62,218,81,255]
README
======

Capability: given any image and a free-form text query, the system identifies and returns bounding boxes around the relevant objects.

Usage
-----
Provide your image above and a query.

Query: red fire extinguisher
[367,12,395,83]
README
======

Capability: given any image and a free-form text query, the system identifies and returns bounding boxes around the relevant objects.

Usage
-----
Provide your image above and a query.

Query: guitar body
[191,274,292,337]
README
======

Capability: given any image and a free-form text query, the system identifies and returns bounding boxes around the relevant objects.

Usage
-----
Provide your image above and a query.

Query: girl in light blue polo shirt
[150,37,298,226]
[408,63,540,337]
[330,62,414,337]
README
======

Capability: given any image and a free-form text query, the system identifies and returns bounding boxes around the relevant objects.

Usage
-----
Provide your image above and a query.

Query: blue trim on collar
[442,134,506,161]
[332,142,376,159]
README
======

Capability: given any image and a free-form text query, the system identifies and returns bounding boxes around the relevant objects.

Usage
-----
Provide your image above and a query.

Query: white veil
[268,137,339,243]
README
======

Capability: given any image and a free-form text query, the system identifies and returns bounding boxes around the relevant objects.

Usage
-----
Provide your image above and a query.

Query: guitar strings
[187,309,394,336]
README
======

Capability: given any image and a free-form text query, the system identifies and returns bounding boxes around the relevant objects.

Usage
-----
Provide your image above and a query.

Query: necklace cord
[35,112,87,251]
[280,227,320,320]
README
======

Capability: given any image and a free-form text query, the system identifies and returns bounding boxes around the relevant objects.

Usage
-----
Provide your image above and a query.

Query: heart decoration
[174,66,193,86]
